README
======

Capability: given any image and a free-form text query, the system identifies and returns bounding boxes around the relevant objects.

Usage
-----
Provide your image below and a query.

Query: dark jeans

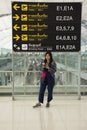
[38,72,55,103]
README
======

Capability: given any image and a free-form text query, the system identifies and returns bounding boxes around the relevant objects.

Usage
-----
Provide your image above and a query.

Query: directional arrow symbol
[13,24,20,31]
[14,44,17,47]
[13,34,20,41]
[13,14,20,21]
[13,44,20,50]
[13,4,20,11]
[17,46,20,50]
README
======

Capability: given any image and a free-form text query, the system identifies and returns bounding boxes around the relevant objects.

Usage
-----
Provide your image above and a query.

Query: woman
[33,51,56,108]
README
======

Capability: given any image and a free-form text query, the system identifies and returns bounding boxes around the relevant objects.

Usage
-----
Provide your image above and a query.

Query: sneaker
[33,103,41,108]
[46,102,50,108]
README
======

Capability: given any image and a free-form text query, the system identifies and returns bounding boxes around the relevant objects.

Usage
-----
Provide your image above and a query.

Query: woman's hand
[45,64,50,70]
[42,63,46,68]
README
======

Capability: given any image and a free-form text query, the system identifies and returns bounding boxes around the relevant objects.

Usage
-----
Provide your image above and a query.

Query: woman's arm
[48,61,57,74]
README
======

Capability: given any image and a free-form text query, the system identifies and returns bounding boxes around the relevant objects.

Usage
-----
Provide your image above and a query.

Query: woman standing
[33,51,56,108]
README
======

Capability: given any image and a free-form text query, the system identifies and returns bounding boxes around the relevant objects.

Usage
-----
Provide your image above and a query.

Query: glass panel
[81,53,87,95]
[12,52,80,96]
[13,53,25,71]
[26,52,44,71]
[54,53,65,65]
[0,58,12,71]
[80,72,87,95]
[81,54,87,71]
[25,71,41,85]
[55,71,66,85]
[66,53,79,70]
[13,72,25,87]
[13,72,25,95]
[0,48,12,57]
[0,72,12,87]
[55,71,78,86]
[81,72,87,85]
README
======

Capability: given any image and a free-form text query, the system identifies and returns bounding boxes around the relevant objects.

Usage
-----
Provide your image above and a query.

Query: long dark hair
[44,51,53,63]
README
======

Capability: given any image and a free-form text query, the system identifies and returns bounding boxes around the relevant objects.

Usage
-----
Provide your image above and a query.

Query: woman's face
[45,54,51,61]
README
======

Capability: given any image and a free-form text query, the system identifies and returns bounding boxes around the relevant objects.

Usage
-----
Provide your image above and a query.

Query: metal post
[65,52,67,95]
[24,52,27,95]
[12,51,15,100]
[78,51,81,100]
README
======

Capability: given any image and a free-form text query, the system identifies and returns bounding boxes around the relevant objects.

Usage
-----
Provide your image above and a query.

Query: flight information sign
[12,2,82,52]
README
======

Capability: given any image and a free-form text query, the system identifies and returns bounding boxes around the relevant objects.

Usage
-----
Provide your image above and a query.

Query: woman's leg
[38,82,46,103]
[33,82,46,108]
[47,84,54,102]
[47,77,55,103]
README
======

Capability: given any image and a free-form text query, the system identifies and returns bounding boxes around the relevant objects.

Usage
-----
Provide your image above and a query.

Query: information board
[12,2,82,52]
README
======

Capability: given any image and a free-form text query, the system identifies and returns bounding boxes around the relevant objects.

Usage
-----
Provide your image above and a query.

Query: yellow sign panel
[21,25,28,31]
[21,4,28,11]
[21,14,28,21]
[21,34,28,41]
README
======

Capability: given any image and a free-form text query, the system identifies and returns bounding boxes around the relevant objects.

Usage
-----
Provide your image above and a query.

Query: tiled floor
[0,96,87,130]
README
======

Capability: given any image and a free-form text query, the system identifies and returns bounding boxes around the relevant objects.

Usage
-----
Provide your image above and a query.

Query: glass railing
[0,20,87,97]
